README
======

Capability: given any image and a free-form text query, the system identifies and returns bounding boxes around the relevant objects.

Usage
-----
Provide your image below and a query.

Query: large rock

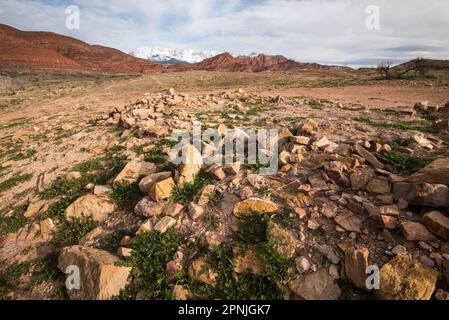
[149,177,175,202]
[58,246,131,300]
[344,247,369,289]
[408,158,449,186]
[376,254,438,300]
[134,197,163,217]
[288,268,341,300]
[233,198,278,217]
[393,182,449,208]
[113,159,155,185]
[65,194,116,223]
[400,221,438,241]
[423,211,449,240]
[174,145,203,186]
[297,119,319,136]
[267,221,296,258]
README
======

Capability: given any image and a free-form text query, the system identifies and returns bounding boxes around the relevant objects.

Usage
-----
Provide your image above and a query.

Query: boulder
[400,221,438,241]
[366,177,391,194]
[58,246,131,300]
[376,254,438,300]
[288,268,341,300]
[65,194,116,223]
[344,247,370,289]
[233,198,278,217]
[408,158,449,186]
[423,211,449,240]
[297,119,319,136]
[393,182,449,208]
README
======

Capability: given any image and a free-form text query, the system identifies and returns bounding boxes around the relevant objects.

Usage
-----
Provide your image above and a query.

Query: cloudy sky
[1,0,448,67]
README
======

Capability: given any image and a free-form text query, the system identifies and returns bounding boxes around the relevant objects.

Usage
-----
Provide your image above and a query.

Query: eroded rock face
[65,194,116,223]
[58,246,131,300]
[376,255,438,300]
[288,268,341,300]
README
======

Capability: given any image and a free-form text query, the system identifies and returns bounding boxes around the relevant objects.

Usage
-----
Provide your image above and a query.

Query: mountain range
[129,47,219,64]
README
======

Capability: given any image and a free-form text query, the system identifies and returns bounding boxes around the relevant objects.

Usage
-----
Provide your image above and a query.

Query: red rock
[400,221,438,241]
[0,24,162,73]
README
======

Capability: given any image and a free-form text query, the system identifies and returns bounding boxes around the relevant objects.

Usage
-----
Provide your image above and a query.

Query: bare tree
[377,60,393,78]
[414,57,428,77]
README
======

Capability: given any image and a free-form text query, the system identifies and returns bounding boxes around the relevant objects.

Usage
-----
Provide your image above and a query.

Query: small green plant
[119,228,182,300]
[235,213,270,244]
[10,149,37,161]
[111,182,142,213]
[53,217,96,246]
[0,204,28,235]
[31,254,62,284]
[0,262,31,298]
[74,159,103,174]
[99,229,132,253]
[172,170,213,205]
[378,150,430,174]
[257,240,291,283]
[0,173,33,194]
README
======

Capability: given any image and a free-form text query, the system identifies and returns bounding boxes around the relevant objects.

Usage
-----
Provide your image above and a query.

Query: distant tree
[377,60,393,78]
[414,57,428,76]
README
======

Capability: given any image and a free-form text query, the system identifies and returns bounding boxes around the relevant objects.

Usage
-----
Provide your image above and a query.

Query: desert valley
[1,22,449,302]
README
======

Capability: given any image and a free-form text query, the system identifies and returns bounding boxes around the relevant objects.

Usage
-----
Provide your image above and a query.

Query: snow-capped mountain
[130,47,220,64]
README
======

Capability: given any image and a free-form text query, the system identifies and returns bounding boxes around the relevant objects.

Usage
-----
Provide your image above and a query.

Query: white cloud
[0,0,448,67]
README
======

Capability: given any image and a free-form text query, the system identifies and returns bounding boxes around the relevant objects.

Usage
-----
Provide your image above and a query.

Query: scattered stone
[297,119,319,136]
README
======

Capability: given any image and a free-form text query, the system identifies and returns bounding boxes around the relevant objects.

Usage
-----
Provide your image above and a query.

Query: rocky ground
[1,74,449,300]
